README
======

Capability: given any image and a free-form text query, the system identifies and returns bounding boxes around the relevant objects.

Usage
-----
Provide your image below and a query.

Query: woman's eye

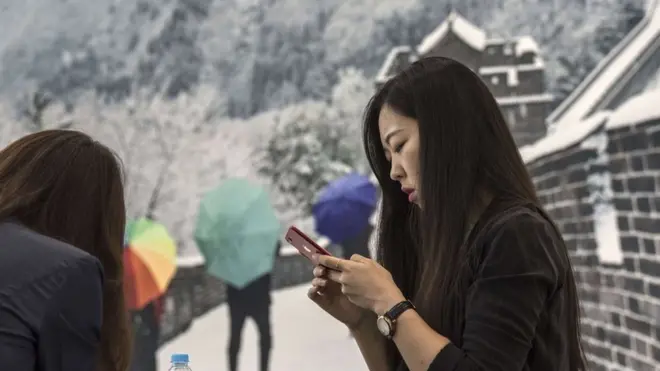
[394,142,405,153]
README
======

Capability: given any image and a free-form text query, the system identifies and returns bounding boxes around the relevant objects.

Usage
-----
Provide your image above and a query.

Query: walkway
[158,284,367,371]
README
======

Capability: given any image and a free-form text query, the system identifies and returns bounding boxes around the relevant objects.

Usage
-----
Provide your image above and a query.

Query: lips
[401,188,417,203]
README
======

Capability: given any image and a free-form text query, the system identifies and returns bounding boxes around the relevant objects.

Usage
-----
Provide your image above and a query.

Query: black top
[0,221,104,371]
[397,200,571,371]
[226,240,282,308]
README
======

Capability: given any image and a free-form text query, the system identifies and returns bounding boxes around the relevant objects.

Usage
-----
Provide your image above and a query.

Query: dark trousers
[129,311,159,371]
[227,301,272,371]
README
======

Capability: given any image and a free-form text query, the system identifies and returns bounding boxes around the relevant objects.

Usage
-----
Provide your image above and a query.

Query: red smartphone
[285,226,332,262]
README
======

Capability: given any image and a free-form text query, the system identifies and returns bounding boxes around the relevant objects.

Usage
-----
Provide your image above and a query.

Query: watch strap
[385,300,415,321]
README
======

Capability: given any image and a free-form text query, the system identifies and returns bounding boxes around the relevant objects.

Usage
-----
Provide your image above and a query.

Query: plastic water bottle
[169,353,192,371]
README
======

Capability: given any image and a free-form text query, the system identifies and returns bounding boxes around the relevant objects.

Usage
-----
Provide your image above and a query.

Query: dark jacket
[396,199,573,371]
[0,221,104,371]
[226,240,282,309]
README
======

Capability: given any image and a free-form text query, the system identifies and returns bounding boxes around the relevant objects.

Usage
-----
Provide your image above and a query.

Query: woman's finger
[308,285,327,301]
[313,265,325,277]
[350,254,369,262]
[314,254,355,272]
[326,269,343,283]
[312,278,327,287]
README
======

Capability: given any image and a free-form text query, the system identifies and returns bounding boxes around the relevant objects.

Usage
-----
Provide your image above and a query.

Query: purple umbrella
[312,173,378,244]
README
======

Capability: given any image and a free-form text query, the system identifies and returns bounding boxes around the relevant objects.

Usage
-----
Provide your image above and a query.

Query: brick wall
[522,114,660,370]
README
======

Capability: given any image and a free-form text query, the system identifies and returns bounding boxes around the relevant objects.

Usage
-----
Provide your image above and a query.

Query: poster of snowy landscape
[1,0,659,370]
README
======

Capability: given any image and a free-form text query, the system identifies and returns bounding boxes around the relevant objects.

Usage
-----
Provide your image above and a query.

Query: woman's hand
[312,253,406,316]
[308,263,369,329]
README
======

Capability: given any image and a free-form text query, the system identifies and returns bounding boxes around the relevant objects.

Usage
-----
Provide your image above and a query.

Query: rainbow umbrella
[123,218,177,310]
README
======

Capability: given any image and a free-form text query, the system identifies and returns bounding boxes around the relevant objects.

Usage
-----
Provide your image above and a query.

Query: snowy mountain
[0,0,644,116]
[0,0,646,256]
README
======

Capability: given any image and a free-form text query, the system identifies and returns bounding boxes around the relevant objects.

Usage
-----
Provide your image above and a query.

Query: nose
[389,157,405,182]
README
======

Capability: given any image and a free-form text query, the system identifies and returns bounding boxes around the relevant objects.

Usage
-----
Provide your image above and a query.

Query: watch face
[376,316,391,336]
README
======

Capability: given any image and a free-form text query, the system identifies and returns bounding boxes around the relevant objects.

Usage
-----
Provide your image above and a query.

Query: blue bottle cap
[171,353,189,363]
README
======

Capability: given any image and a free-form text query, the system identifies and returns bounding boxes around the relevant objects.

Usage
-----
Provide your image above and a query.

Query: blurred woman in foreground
[0,130,132,371]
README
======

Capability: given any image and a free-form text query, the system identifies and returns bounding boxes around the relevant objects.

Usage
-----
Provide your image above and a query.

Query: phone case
[285,226,332,262]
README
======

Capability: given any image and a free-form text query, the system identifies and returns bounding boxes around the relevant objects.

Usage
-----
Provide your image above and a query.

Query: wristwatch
[376,300,416,339]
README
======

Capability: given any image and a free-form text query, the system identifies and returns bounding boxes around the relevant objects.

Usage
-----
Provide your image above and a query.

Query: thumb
[349,254,370,263]
[307,286,323,301]
[307,286,331,305]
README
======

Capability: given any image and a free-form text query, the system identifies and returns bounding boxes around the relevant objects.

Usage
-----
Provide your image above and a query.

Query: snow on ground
[158,284,366,371]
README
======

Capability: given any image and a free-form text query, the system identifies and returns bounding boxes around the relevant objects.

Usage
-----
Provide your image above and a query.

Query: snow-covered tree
[329,67,375,173]
[255,67,375,219]
[0,101,28,148]
[255,101,350,216]
[592,0,644,55]
[40,85,235,255]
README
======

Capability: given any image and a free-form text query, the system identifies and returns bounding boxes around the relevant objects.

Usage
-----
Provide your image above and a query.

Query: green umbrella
[194,178,280,289]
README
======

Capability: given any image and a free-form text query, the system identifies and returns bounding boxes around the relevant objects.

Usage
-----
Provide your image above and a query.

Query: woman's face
[378,104,421,205]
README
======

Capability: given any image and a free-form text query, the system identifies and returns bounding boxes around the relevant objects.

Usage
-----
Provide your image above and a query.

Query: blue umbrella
[312,173,378,244]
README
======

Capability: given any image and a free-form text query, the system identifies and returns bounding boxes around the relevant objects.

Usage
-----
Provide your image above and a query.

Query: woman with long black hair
[308,57,586,371]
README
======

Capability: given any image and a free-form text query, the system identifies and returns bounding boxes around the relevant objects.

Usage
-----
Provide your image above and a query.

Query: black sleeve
[37,256,104,371]
[0,290,40,371]
[428,212,561,371]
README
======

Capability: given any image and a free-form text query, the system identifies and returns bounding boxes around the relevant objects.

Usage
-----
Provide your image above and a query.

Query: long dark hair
[0,130,132,371]
[363,57,586,369]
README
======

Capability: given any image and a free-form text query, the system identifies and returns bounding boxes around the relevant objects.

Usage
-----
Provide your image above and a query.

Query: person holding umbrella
[225,239,281,371]
[313,172,379,259]
[194,178,281,371]
[123,218,177,371]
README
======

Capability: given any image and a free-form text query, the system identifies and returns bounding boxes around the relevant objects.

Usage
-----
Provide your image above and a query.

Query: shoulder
[0,221,102,293]
[0,223,103,336]
[489,206,557,239]
[0,221,97,261]
[476,205,566,284]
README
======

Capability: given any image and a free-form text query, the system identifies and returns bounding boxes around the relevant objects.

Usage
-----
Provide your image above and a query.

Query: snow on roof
[547,0,660,127]
[417,11,487,55]
[520,111,611,164]
[484,37,509,45]
[375,45,413,83]
[496,93,554,106]
[479,57,544,74]
[606,88,660,129]
[515,36,540,57]
[507,68,519,87]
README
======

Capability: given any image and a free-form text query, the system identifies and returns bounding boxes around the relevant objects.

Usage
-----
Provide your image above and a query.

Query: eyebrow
[383,129,402,147]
